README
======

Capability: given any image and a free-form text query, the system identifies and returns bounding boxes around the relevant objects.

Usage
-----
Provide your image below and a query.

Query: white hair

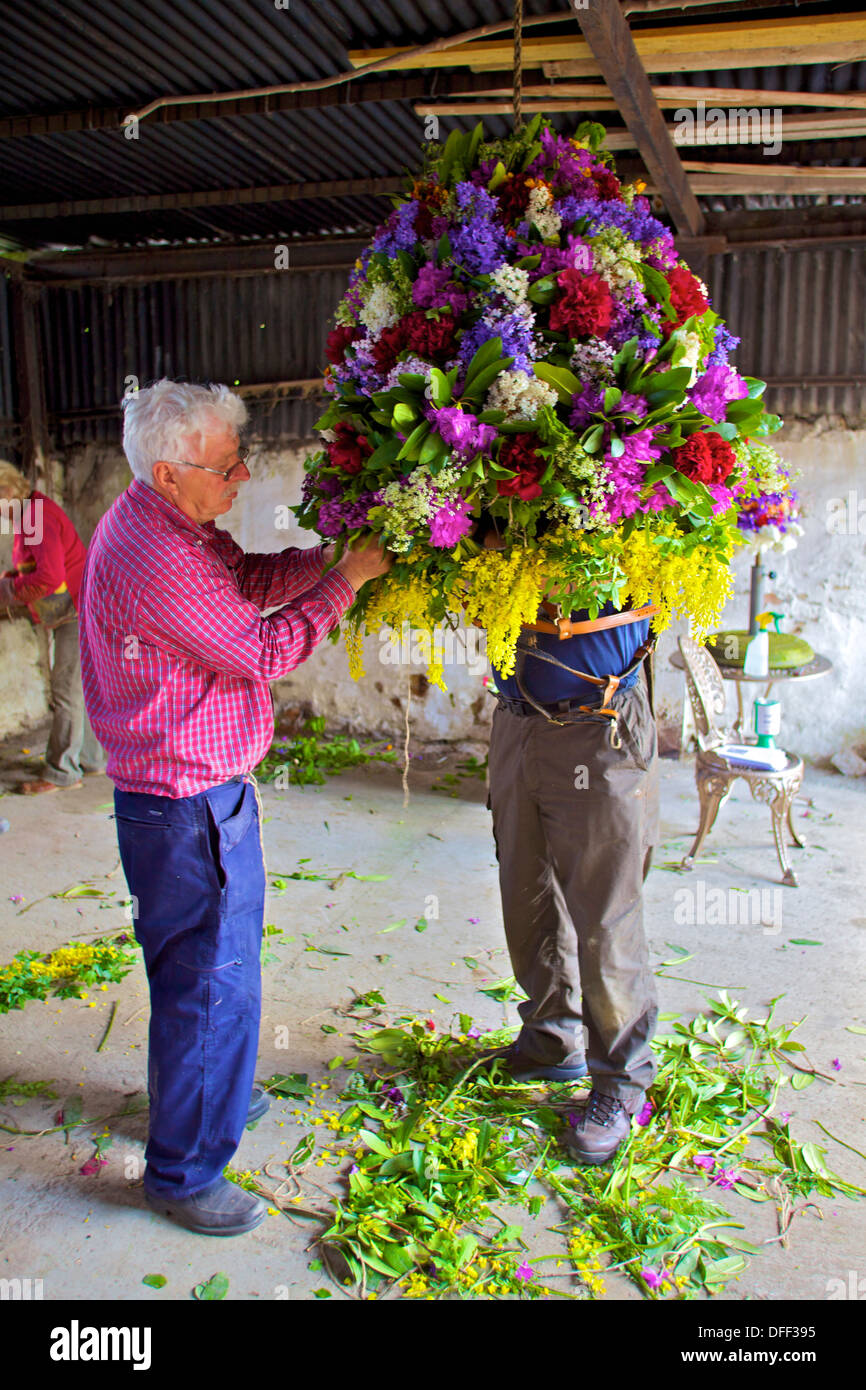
[121,379,248,484]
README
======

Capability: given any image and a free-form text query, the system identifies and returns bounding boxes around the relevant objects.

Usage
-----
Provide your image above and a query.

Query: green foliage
[250,993,865,1302]
[0,937,138,1014]
[254,717,398,787]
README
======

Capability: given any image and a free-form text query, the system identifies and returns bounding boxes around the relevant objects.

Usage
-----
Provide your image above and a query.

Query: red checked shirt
[78,478,355,797]
[9,489,87,613]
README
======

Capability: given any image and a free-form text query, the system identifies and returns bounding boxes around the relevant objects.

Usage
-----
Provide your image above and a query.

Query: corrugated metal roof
[1,0,865,249]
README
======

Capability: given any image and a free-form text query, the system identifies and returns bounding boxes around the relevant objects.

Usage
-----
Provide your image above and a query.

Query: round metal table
[669,649,833,740]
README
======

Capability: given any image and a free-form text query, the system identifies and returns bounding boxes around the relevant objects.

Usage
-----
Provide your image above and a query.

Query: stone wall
[1,421,864,769]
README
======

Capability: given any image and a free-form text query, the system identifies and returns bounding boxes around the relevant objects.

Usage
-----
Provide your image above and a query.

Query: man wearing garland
[480,517,659,1166]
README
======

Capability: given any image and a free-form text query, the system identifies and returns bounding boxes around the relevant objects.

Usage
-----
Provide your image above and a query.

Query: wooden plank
[347,16,866,73]
[414,107,866,144]
[572,0,704,237]
[0,178,403,223]
[9,279,52,490]
[420,84,866,110]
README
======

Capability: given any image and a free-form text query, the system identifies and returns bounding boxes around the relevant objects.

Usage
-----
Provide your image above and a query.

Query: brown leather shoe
[562,1090,633,1165]
[17,778,83,794]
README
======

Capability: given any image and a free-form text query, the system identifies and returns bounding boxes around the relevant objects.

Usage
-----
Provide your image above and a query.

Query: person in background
[0,459,105,793]
[79,379,391,1237]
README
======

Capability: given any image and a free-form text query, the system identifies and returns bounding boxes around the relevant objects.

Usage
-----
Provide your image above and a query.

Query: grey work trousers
[486,668,659,1111]
[41,618,105,786]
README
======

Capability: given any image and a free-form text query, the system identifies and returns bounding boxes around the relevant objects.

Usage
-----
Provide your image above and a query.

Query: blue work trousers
[113,774,265,1197]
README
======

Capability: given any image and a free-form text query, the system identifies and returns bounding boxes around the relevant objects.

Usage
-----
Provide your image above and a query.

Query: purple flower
[467,1026,482,1039]
[468,916,480,924]
[641,1267,668,1290]
[689,365,749,422]
[516,1261,534,1282]
[831,1058,842,1071]
[569,386,605,430]
[429,497,474,549]
[779,1111,791,1123]
[635,1100,654,1127]
[709,1166,740,1190]
[427,405,497,460]
[381,1085,405,1105]
[693,1153,716,1171]
[413,263,471,316]
[349,1163,360,1174]
[707,324,741,367]
[9,894,24,904]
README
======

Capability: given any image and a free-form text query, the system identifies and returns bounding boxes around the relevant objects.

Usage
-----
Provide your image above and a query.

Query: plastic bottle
[743,611,772,677]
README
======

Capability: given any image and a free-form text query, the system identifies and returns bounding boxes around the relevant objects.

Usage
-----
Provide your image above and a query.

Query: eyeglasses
[164,447,251,481]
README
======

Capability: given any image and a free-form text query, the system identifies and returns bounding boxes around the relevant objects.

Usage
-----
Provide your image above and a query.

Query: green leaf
[193,1272,229,1301]
[262,1072,314,1099]
[487,160,507,192]
[532,361,581,404]
[788,939,822,946]
[367,436,405,469]
[527,276,557,306]
[358,1127,392,1158]
[791,1071,814,1090]
[392,401,417,429]
[845,1025,866,1035]
[142,1273,167,1289]
[800,1142,829,1175]
[429,367,452,408]
[313,1288,332,1299]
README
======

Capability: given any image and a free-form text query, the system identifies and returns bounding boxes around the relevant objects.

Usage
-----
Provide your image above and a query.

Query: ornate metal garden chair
[677,635,805,887]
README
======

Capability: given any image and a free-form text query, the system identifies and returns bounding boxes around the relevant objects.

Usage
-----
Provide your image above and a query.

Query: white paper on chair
[717,743,789,772]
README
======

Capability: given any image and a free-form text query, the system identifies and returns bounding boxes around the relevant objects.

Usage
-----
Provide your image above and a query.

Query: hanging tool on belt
[499,601,659,746]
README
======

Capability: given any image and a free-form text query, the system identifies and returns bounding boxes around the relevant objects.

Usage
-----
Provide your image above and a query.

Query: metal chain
[513,0,523,131]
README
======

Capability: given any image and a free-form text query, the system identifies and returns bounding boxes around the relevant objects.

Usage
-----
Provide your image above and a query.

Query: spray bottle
[743,611,772,677]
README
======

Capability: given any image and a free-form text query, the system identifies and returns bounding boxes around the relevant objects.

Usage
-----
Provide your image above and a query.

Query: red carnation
[325,323,360,366]
[549,269,613,339]
[497,434,546,500]
[401,309,457,362]
[371,319,409,373]
[497,173,533,224]
[591,166,621,201]
[665,265,709,333]
[327,423,373,476]
[671,431,736,486]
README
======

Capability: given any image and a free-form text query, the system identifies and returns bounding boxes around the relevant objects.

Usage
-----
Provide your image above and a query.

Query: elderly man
[79,379,390,1235]
[0,460,104,792]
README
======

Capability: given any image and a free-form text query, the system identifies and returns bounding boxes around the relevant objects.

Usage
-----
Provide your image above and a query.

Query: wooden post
[9,275,53,493]
[570,0,705,239]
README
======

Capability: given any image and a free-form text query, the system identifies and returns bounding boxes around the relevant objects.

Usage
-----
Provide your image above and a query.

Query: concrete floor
[0,723,864,1303]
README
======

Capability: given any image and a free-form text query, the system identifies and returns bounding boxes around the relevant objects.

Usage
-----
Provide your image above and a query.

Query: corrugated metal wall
[38,268,351,446]
[4,243,865,454]
[0,275,19,453]
[707,244,866,423]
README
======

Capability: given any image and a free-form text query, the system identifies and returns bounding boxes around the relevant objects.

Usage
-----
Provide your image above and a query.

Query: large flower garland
[294,117,787,686]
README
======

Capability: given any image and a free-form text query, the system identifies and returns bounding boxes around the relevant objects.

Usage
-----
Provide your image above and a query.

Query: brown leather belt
[522,601,659,640]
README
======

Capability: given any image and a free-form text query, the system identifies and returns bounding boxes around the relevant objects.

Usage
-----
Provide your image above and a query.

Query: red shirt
[78,479,355,797]
[10,489,87,612]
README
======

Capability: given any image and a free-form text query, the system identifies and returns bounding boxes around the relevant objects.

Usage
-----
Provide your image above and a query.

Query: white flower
[490,264,530,306]
[359,283,399,337]
[526,184,561,240]
[485,369,558,422]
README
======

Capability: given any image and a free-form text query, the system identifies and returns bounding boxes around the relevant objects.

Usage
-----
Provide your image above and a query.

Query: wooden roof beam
[569,0,704,237]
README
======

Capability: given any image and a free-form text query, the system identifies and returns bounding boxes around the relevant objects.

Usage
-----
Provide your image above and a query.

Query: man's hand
[333,534,393,592]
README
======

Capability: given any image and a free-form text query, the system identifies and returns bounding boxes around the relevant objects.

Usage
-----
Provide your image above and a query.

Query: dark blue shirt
[493,600,649,705]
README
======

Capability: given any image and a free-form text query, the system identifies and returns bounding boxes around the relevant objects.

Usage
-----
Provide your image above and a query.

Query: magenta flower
[429,497,473,548]
[516,1262,534,1282]
[468,917,480,924]
[709,1166,740,1190]
[779,1111,791,1123]
[635,1100,654,1127]
[9,894,24,904]
[692,1153,716,1172]
[641,1267,669,1290]
[831,1058,842,1071]
[467,1025,482,1038]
